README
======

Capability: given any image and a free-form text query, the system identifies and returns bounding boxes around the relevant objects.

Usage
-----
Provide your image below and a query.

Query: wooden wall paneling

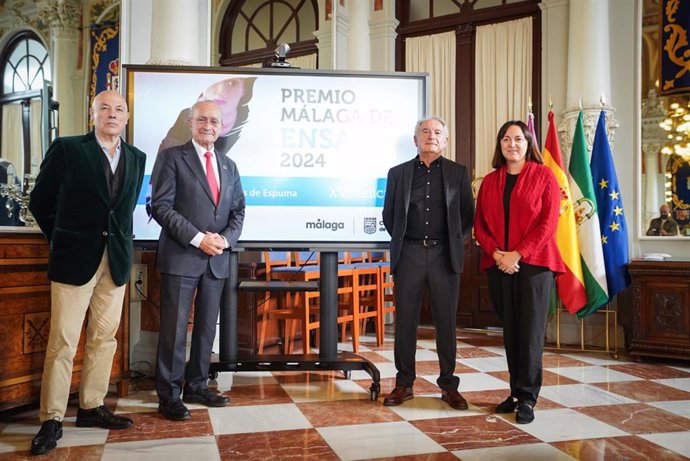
[0,233,130,413]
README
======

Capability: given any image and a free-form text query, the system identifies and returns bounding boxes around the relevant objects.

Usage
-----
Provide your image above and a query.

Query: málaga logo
[305,219,344,231]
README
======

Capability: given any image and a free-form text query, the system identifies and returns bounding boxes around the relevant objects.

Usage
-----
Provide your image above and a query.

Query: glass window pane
[435,0,461,16]
[297,4,316,37]
[475,0,505,8]
[27,56,42,90]
[3,67,15,93]
[28,38,46,61]
[232,16,249,54]
[409,1,429,21]
[11,59,28,92]
[2,37,50,94]
[8,44,25,67]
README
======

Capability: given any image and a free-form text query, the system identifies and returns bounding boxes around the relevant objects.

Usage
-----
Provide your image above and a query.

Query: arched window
[0,32,52,185]
[219,0,319,67]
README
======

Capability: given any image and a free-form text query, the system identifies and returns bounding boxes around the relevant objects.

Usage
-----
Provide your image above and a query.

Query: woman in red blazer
[474,120,564,424]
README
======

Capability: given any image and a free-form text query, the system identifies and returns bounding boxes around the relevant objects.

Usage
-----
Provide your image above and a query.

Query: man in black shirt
[382,116,474,409]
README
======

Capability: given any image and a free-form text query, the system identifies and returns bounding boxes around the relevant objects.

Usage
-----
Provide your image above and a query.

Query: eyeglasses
[193,117,222,127]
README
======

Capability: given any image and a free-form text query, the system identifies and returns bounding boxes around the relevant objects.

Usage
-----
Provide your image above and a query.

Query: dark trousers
[155,266,225,401]
[393,242,461,391]
[487,263,553,406]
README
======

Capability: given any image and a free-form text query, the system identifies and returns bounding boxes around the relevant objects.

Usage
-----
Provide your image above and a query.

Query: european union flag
[590,110,630,301]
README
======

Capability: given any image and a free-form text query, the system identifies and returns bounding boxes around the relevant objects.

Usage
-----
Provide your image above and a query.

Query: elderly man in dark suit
[28,90,146,455]
[151,100,245,421]
[382,116,474,410]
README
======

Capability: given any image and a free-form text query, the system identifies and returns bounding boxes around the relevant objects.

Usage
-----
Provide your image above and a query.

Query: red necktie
[204,151,219,205]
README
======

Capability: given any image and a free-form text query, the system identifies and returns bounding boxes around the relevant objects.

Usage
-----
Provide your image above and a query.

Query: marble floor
[2,328,690,460]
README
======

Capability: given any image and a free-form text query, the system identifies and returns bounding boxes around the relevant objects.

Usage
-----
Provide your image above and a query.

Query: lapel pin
[223,165,228,170]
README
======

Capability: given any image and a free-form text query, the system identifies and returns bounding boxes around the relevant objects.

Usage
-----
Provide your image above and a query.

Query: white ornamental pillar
[334,1,349,70]
[315,0,349,70]
[539,0,569,134]
[369,0,398,72]
[559,0,617,160]
[565,0,610,109]
[315,0,333,69]
[147,0,209,66]
[44,0,81,136]
[641,90,669,228]
[347,0,370,70]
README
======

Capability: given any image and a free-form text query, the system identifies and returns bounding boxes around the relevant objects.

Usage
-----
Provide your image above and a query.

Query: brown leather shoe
[383,386,413,406]
[441,389,468,410]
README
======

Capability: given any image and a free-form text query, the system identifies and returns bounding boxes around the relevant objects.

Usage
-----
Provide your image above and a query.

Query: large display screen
[123,65,428,249]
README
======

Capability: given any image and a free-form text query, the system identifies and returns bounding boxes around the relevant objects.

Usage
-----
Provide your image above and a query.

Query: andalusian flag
[578,110,631,317]
[543,111,587,314]
[568,112,608,315]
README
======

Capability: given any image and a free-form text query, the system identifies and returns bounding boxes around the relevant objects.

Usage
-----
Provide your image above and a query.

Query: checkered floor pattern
[2,328,690,460]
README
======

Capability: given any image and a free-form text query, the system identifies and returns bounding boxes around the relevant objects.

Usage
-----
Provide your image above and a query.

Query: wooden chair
[346,251,368,264]
[293,250,319,266]
[269,252,359,353]
[257,251,292,353]
[377,259,395,345]
[350,261,382,349]
[269,265,322,353]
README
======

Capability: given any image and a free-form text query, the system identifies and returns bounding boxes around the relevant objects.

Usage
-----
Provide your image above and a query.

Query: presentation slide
[123,65,428,248]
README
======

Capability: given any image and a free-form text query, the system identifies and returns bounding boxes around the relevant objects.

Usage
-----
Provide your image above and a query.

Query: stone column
[539,0,569,134]
[43,0,81,136]
[369,0,398,72]
[147,0,202,65]
[314,0,331,69]
[347,0,370,70]
[565,0,610,109]
[334,0,349,70]
[641,90,671,227]
[314,0,350,70]
[558,0,617,161]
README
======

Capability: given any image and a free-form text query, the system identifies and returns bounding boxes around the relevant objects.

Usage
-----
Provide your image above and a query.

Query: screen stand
[210,250,381,401]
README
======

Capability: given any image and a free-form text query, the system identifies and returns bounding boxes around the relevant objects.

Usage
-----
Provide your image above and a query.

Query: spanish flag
[542,111,587,313]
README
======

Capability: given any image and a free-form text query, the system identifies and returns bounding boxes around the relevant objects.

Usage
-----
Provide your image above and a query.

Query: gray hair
[414,116,448,138]
[189,100,223,122]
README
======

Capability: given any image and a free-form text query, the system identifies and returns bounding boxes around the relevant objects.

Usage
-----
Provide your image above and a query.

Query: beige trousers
[39,251,126,422]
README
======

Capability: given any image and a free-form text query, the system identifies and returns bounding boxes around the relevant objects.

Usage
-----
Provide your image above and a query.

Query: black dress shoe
[159,399,191,421]
[183,388,229,407]
[441,389,469,410]
[495,396,518,413]
[383,386,413,406]
[31,419,62,455]
[76,405,133,429]
[516,402,535,424]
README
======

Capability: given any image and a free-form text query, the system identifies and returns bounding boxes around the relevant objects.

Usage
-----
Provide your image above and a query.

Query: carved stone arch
[218,0,319,67]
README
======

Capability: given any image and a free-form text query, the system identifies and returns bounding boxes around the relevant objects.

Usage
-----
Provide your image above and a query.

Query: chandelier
[659,101,690,157]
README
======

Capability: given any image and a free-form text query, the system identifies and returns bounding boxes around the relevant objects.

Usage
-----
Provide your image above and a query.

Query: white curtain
[405,31,456,159]
[1,103,24,178]
[475,18,533,177]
